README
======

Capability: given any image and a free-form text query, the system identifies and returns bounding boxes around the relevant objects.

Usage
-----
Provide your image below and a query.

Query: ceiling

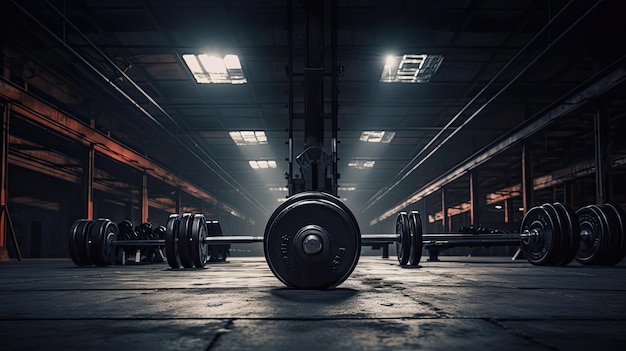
[3,0,626,230]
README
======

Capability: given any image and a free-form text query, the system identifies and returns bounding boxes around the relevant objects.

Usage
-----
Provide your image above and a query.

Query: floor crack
[205,319,234,351]
[484,318,560,350]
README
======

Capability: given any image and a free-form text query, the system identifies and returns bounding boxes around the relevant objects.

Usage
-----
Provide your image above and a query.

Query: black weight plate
[264,192,361,289]
[89,219,118,266]
[68,219,92,266]
[408,210,423,266]
[165,214,181,268]
[177,213,194,268]
[575,205,608,265]
[118,220,134,239]
[599,204,624,265]
[520,205,559,265]
[206,220,219,261]
[137,222,155,261]
[541,203,565,266]
[214,221,230,261]
[207,220,227,262]
[74,219,93,266]
[191,214,208,268]
[553,202,580,266]
[603,203,626,265]
[395,212,410,266]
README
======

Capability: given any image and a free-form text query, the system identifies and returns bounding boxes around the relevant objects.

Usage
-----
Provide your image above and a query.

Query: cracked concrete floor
[1,256,625,350]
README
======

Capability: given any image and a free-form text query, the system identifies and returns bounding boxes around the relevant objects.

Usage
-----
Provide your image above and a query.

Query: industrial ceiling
[2,0,625,232]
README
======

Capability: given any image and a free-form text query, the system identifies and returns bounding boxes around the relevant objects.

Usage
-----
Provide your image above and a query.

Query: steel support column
[175,187,181,214]
[304,0,324,148]
[594,106,611,204]
[0,103,9,259]
[522,143,534,212]
[82,144,94,219]
[504,198,512,223]
[469,173,480,226]
[140,173,148,223]
[441,187,448,232]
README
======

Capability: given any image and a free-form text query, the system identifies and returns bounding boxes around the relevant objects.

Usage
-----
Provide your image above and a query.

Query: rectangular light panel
[380,54,443,83]
[348,160,376,169]
[183,54,247,84]
[230,131,268,146]
[359,131,395,143]
[249,160,277,169]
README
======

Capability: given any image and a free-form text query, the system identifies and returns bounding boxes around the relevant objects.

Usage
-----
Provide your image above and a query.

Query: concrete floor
[1,255,625,350]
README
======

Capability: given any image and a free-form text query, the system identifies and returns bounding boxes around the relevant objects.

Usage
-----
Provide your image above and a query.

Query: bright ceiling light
[338,186,356,191]
[223,54,242,69]
[269,187,288,191]
[229,131,268,146]
[385,55,396,66]
[249,160,277,169]
[348,160,375,169]
[380,54,443,83]
[359,131,395,143]
[182,54,247,84]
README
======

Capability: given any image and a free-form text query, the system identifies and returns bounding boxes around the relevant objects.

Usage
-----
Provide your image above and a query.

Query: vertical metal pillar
[562,181,573,205]
[82,144,94,219]
[330,0,339,195]
[140,173,148,223]
[594,106,611,204]
[421,199,428,233]
[175,187,182,214]
[521,143,534,213]
[441,187,448,232]
[304,0,324,148]
[0,104,9,259]
[0,1,5,80]
[469,173,480,226]
[286,0,294,195]
[504,198,512,223]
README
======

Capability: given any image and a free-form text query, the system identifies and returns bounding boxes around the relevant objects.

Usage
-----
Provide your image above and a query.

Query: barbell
[68,192,626,289]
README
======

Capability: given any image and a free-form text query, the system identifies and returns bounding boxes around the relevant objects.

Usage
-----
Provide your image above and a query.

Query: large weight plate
[520,206,559,265]
[165,214,181,268]
[191,214,209,268]
[599,204,624,265]
[68,219,93,266]
[602,203,626,265]
[395,212,410,266]
[177,213,194,268]
[408,210,423,266]
[553,202,580,265]
[541,203,565,266]
[575,205,609,265]
[264,192,361,289]
[89,219,118,266]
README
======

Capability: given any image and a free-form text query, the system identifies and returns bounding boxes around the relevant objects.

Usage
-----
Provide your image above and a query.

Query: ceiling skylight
[182,54,247,84]
[249,160,277,169]
[359,131,395,143]
[230,131,267,146]
[348,160,376,169]
[380,54,443,83]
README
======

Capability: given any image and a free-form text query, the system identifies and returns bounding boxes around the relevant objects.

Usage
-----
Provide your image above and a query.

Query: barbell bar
[68,192,625,289]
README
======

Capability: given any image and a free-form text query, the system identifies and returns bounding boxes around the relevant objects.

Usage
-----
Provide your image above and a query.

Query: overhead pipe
[0,79,248,221]
[361,0,600,213]
[371,63,626,225]
[9,0,268,216]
